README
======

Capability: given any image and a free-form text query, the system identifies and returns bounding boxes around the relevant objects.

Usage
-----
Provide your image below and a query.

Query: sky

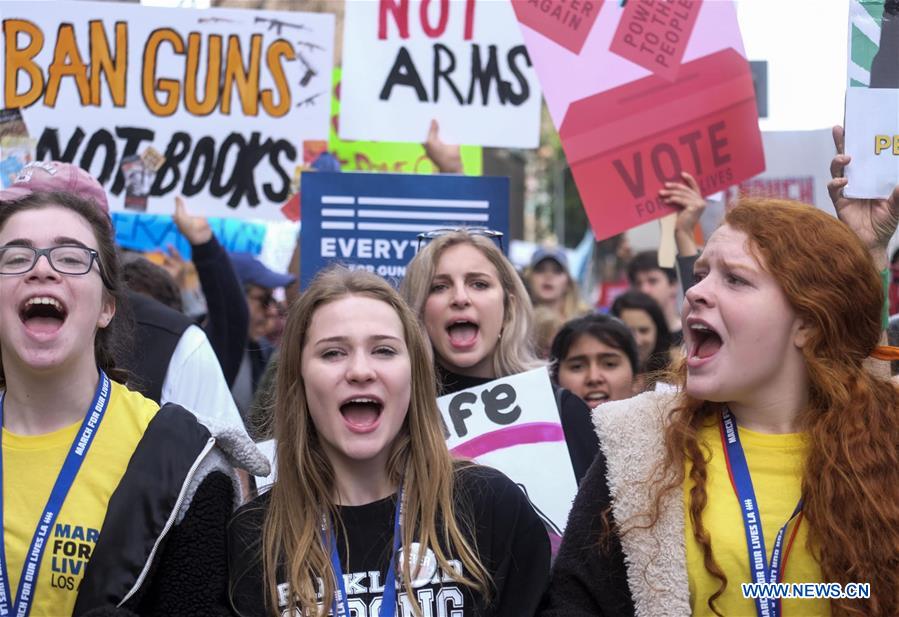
[737,0,850,132]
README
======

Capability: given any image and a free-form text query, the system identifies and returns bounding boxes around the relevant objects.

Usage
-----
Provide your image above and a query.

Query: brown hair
[260,267,490,616]
[628,199,899,615]
[0,191,128,388]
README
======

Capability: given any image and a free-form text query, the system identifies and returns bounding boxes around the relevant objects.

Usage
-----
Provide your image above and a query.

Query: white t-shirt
[161,325,247,436]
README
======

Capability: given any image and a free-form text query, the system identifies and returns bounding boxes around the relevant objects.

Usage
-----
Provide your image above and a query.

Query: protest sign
[300,171,508,288]
[844,0,899,199]
[514,0,765,240]
[0,107,34,187]
[437,367,577,538]
[726,129,835,216]
[111,212,267,259]
[0,1,333,218]
[328,69,482,175]
[340,0,541,148]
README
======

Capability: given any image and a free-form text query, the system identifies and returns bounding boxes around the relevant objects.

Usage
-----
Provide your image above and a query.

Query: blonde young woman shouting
[401,231,599,483]
[228,268,550,617]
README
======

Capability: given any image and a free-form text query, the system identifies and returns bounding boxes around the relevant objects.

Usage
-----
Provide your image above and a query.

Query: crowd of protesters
[1,122,898,617]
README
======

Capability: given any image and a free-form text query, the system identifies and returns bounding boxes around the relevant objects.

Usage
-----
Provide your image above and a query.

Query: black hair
[549,313,639,381]
[0,191,131,388]
[626,250,677,285]
[610,290,672,375]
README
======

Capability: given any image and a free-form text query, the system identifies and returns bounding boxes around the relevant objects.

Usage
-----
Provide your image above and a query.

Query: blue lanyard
[719,409,803,617]
[323,486,403,617]
[0,372,111,617]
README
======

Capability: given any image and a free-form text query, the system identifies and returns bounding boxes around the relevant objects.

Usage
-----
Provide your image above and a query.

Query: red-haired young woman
[539,129,899,617]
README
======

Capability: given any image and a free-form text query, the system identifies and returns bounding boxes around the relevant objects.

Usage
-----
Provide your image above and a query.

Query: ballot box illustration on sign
[559,48,764,240]
[513,0,765,240]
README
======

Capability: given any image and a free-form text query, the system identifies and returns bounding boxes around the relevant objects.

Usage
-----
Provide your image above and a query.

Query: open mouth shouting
[339,396,384,434]
[446,319,479,351]
[582,390,610,408]
[19,295,68,338]
[686,318,723,368]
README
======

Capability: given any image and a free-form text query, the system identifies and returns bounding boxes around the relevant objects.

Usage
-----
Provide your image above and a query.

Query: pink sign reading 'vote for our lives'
[513,0,765,240]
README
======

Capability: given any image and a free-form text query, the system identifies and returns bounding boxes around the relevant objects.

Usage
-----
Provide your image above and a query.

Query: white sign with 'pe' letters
[437,367,577,537]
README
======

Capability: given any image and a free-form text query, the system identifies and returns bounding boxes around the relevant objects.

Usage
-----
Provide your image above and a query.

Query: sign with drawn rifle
[0,1,334,219]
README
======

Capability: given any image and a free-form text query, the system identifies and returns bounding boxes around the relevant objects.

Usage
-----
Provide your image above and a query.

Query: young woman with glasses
[0,190,265,616]
[227,267,550,617]
[401,230,599,483]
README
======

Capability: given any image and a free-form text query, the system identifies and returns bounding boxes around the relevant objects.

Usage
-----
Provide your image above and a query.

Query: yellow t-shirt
[2,381,158,616]
[685,416,828,617]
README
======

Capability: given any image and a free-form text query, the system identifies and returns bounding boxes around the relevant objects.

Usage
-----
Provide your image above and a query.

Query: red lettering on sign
[609,0,702,80]
[511,0,603,55]
[378,0,477,40]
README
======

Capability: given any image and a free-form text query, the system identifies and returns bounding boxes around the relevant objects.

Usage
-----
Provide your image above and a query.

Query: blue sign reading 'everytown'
[301,172,509,288]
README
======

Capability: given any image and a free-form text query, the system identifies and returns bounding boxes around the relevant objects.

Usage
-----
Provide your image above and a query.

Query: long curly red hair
[645,199,899,616]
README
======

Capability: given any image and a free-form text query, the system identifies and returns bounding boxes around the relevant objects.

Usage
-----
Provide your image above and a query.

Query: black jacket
[539,391,694,617]
[537,445,635,616]
[121,291,192,404]
[74,403,269,616]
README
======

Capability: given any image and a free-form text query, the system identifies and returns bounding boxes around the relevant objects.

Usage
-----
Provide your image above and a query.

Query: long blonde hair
[261,267,490,616]
[401,231,542,378]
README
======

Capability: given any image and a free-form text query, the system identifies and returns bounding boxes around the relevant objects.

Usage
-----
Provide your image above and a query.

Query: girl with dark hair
[228,267,549,617]
[540,195,899,616]
[549,314,638,409]
[0,190,266,616]
[611,290,673,380]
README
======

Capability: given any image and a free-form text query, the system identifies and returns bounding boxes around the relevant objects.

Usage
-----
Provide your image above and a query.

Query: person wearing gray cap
[525,245,589,322]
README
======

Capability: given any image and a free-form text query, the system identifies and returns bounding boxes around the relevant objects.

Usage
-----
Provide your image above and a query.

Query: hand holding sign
[828,125,899,266]
[659,171,706,256]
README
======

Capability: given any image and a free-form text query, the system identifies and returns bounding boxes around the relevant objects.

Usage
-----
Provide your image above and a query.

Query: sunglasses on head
[416,227,504,252]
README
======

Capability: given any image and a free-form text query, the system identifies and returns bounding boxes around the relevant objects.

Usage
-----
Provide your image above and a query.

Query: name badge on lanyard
[719,409,803,617]
[0,372,111,617]
[323,485,404,617]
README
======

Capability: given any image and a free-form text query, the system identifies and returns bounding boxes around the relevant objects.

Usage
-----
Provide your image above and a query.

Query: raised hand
[173,196,213,246]
[423,119,463,174]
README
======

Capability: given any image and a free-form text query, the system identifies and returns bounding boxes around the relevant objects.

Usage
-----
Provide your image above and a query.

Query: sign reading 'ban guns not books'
[0,1,333,219]
[513,0,765,239]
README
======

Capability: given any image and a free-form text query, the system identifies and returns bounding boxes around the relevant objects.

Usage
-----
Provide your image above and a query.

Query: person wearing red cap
[1,161,245,436]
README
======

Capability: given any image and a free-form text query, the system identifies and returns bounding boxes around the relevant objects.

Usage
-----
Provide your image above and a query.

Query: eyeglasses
[0,245,102,278]
[416,227,504,252]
